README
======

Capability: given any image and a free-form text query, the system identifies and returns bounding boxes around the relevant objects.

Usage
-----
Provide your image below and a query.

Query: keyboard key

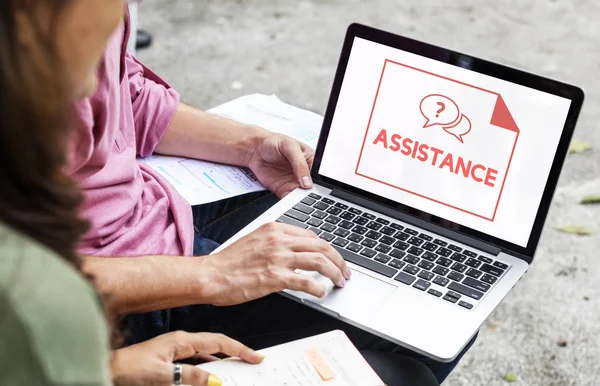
[458,301,474,310]
[381,226,396,236]
[418,261,434,271]
[433,276,450,287]
[332,245,398,278]
[493,261,509,270]
[360,248,377,258]
[418,270,435,281]
[389,249,406,259]
[403,264,420,275]
[422,252,437,261]
[293,203,315,214]
[307,218,323,227]
[437,247,452,257]
[285,209,309,222]
[335,202,348,210]
[465,268,483,279]
[374,253,391,264]
[404,228,419,235]
[388,259,405,269]
[301,197,316,206]
[451,263,468,273]
[427,289,443,297]
[313,210,327,219]
[339,211,356,220]
[394,271,417,286]
[390,223,404,230]
[347,233,363,243]
[308,193,322,199]
[448,271,464,282]
[447,290,462,299]
[448,282,484,300]
[353,225,368,235]
[339,220,354,229]
[478,255,493,264]
[393,232,410,241]
[333,228,350,238]
[463,250,478,258]
[422,242,438,252]
[322,198,335,205]
[347,243,363,253]
[480,263,503,277]
[375,244,392,254]
[481,274,498,285]
[348,207,362,215]
[277,215,309,229]
[433,239,448,247]
[465,258,482,268]
[314,202,329,211]
[326,207,342,215]
[362,213,376,220]
[407,246,424,256]
[413,279,431,291]
[403,254,420,265]
[361,239,377,248]
[419,233,433,241]
[408,236,424,246]
[319,232,335,242]
[366,230,382,240]
[352,216,369,225]
[333,237,349,247]
[376,218,390,225]
[450,252,467,263]
[366,221,383,231]
[321,223,336,232]
[393,241,410,250]
[433,266,450,276]
[308,227,322,235]
[463,277,491,292]
[448,244,462,252]
[379,235,395,245]
[443,294,459,303]
[325,215,341,224]
[437,257,453,267]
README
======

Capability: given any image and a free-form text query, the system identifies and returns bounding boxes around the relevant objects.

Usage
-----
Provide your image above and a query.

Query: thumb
[181,364,222,386]
[281,138,313,189]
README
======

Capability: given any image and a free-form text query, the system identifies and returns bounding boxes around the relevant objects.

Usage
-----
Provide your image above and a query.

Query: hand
[203,222,352,306]
[247,133,315,198]
[111,331,264,386]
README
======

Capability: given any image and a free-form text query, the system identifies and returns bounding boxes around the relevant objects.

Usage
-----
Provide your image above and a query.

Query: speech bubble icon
[442,114,472,143]
[420,94,460,128]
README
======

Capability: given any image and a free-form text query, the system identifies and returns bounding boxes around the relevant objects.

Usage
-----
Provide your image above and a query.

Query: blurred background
[136,1,600,385]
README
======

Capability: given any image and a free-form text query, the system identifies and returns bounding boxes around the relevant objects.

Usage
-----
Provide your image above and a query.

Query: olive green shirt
[0,222,112,386]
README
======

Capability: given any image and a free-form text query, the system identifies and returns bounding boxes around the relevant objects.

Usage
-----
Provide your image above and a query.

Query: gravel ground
[138,1,600,384]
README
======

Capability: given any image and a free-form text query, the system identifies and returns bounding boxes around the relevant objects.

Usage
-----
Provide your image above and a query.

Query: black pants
[126,192,476,385]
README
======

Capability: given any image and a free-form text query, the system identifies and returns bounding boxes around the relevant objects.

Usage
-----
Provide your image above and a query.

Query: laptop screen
[319,37,572,248]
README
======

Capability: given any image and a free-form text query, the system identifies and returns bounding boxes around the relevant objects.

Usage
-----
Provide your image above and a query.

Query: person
[69,3,464,386]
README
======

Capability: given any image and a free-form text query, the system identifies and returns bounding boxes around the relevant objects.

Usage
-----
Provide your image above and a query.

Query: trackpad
[298,270,397,320]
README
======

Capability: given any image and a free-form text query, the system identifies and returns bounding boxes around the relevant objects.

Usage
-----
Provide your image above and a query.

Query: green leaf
[580,194,600,205]
[568,140,593,154]
[503,372,518,382]
[557,226,596,236]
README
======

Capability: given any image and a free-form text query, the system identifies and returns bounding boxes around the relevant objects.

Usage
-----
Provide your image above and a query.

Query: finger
[283,270,328,298]
[281,138,313,189]
[180,364,220,386]
[291,252,346,287]
[187,333,265,365]
[288,236,350,280]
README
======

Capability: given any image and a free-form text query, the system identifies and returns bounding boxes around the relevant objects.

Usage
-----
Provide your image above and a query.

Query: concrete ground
[138,1,600,384]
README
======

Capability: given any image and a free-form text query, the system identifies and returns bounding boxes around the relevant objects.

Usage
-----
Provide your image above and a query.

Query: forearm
[82,255,216,315]
[154,102,269,166]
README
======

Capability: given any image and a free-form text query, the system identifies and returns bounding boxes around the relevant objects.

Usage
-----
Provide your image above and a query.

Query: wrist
[241,124,269,167]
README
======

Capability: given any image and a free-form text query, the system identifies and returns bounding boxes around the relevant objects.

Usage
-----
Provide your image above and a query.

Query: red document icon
[355,60,520,222]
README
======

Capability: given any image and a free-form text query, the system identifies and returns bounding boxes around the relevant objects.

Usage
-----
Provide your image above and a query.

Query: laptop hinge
[331,189,501,256]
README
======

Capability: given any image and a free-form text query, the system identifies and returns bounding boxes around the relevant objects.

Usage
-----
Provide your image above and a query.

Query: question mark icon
[436,102,445,118]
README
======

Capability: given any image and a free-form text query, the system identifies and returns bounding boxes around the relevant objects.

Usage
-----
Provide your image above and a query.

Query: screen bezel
[311,23,584,261]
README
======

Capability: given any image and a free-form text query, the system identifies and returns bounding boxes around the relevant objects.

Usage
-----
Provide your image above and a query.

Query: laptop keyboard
[276,193,510,310]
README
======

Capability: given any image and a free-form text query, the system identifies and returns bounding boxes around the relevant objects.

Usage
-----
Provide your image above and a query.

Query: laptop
[213,23,584,362]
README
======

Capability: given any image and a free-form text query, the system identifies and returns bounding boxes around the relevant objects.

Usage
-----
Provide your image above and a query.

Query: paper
[198,330,384,386]
[139,94,323,205]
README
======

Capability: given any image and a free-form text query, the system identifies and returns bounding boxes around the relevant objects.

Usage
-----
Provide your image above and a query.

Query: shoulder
[0,223,112,386]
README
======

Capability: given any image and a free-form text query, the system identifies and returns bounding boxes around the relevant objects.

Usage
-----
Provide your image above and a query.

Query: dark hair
[0,1,89,265]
